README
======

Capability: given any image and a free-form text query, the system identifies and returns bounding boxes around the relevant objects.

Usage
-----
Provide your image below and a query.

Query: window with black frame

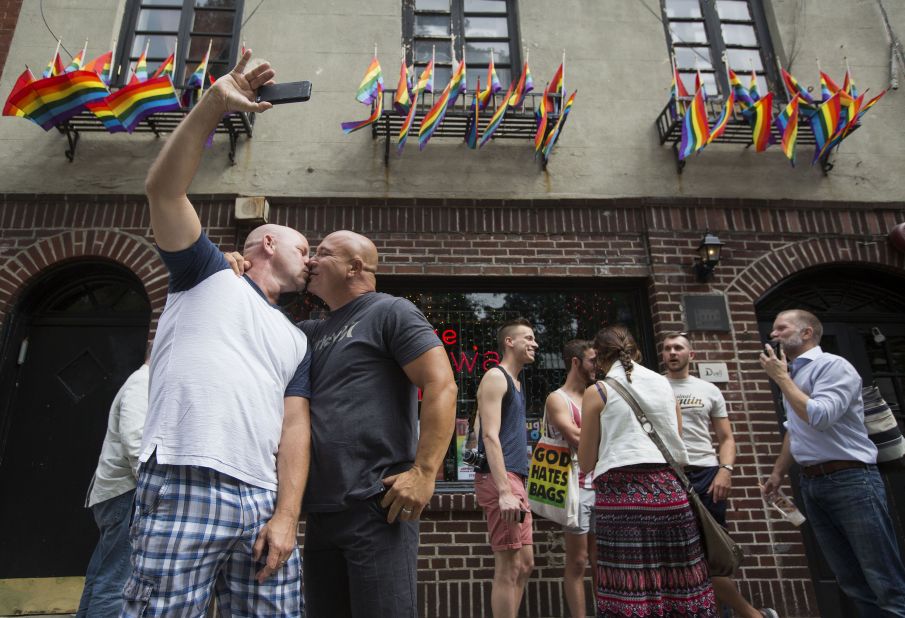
[403,0,521,97]
[661,0,779,100]
[115,0,243,89]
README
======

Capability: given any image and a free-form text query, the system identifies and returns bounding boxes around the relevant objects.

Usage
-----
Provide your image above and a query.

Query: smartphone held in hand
[256,81,312,105]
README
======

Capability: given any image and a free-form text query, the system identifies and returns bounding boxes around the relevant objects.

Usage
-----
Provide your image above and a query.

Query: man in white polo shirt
[122,51,312,617]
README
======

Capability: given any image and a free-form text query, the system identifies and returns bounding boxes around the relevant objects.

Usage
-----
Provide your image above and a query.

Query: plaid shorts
[120,454,302,617]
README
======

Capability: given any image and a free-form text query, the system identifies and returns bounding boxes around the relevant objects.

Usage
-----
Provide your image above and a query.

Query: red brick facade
[1,193,904,616]
[0,0,23,76]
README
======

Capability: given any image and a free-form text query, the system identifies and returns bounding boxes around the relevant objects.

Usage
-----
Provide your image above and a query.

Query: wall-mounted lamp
[692,231,725,282]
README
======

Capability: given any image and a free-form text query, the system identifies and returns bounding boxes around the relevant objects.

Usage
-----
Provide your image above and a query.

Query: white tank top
[593,361,689,479]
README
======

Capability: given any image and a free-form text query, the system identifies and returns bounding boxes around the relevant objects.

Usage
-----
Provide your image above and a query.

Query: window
[115,0,244,88]
[661,0,779,99]
[403,0,522,99]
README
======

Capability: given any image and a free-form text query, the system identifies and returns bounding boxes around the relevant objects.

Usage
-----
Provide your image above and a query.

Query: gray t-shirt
[299,292,441,511]
[668,375,728,467]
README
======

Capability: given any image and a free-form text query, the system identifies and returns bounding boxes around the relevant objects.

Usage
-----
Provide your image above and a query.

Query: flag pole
[670,50,684,114]
[431,45,436,107]
[79,39,88,68]
[775,56,792,101]
[199,38,212,98]
[560,48,566,114]
[48,38,61,76]
[108,38,117,85]
[522,46,529,111]
[721,50,733,116]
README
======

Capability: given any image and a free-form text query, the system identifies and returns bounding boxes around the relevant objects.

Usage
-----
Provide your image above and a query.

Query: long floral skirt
[594,465,717,618]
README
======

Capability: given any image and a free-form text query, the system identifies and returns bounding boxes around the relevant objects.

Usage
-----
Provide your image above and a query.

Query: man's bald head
[324,230,379,275]
[244,224,306,255]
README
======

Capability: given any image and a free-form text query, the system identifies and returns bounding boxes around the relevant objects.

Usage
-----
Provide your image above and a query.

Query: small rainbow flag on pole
[819,71,841,102]
[728,69,753,109]
[706,92,734,144]
[748,70,761,102]
[181,40,211,107]
[742,91,774,152]
[546,62,563,111]
[774,96,799,166]
[8,70,109,130]
[541,89,576,161]
[678,86,710,159]
[152,50,176,80]
[669,61,690,118]
[533,84,548,154]
[842,68,859,98]
[397,94,418,153]
[65,42,87,73]
[2,68,36,118]
[446,59,467,108]
[476,52,501,110]
[781,68,814,105]
[129,42,150,85]
[43,41,65,78]
[355,54,384,105]
[508,60,533,108]
[415,58,434,94]
[418,80,452,150]
[84,51,113,83]
[809,90,841,161]
[393,55,412,115]
[479,81,515,148]
[341,83,383,134]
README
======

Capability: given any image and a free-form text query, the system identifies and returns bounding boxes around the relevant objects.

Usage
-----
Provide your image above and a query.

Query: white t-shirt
[668,375,728,467]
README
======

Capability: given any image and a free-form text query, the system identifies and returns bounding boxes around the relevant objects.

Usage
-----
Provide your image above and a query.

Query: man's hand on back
[381,466,435,523]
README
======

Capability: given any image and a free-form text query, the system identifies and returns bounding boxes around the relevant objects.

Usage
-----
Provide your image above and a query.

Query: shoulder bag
[601,377,744,577]
[527,406,580,528]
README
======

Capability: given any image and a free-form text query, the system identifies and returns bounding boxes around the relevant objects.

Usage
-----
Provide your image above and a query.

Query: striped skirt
[594,465,716,618]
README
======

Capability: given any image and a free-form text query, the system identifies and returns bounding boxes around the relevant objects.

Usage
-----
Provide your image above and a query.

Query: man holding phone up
[474,319,538,618]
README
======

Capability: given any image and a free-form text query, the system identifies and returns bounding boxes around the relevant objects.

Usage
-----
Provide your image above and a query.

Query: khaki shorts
[563,486,596,535]
[474,471,534,551]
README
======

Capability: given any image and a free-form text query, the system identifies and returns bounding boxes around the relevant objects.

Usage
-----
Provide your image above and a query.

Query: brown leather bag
[601,377,744,577]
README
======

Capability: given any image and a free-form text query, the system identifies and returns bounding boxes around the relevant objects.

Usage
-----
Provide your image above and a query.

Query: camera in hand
[462,448,486,469]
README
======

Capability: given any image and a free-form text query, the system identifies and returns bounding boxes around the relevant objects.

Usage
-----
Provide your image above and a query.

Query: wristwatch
[719,464,734,473]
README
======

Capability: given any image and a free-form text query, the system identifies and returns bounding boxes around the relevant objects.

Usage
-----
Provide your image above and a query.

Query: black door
[0,262,150,579]
[757,265,905,618]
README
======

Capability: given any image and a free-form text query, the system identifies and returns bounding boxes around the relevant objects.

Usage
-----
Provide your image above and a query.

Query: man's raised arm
[145,50,275,251]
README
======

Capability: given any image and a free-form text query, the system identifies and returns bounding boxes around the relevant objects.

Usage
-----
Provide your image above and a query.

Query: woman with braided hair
[578,325,717,617]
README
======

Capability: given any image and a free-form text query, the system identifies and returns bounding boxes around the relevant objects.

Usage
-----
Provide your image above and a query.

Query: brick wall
[0,0,23,76]
[1,193,904,617]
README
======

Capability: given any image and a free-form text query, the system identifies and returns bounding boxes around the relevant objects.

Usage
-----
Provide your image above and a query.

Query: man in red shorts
[474,318,538,618]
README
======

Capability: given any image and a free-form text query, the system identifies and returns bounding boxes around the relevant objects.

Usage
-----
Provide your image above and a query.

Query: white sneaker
[760,609,779,618]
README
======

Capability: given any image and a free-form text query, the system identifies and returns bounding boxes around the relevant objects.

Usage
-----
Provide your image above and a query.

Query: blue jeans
[800,466,905,617]
[76,489,134,618]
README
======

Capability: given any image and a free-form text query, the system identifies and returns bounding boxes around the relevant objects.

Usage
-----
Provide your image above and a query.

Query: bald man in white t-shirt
[663,333,777,618]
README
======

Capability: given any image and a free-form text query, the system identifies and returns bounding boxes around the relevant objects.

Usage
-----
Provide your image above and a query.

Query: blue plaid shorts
[120,454,302,617]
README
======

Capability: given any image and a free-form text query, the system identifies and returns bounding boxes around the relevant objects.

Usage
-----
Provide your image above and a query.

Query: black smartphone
[518,509,527,523]
[256,81,312,105]
[767,341,781,356]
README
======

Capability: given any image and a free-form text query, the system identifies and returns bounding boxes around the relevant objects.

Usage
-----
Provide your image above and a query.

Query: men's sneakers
[760,609,779,618]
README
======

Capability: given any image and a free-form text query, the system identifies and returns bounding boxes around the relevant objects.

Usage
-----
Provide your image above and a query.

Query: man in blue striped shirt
[761,309,905,616]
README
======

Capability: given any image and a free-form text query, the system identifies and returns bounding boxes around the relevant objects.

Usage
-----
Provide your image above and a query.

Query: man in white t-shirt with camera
[663,332,777,618]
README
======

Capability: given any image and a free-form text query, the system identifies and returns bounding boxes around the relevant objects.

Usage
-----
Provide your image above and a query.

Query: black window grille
[114,0,243,89]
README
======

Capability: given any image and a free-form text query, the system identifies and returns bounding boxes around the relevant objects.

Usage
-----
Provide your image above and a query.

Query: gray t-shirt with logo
[299,292,441,512]
[668,375,728,467]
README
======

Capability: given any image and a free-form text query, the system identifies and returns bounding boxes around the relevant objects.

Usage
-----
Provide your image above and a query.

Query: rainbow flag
[508,61,533,108]
[465,78,480,149]
[742,92,774,152]
[706,92,734,144]
[185,47,210,89]
[85,99,126,133]
[819,71,841,102]
[129,46,149,85]
[774,96,800,166]
[397,93,418,154]
[392,59,412,115]
[547,63,563,109]
[728,69,753,109]
[781,68,814,105]
[678,87,710,160]
[415,60,434,94]
[447,60,466,108]
[694,70,706,101]
[842,69,859,98]
[152,53,176,79]
[749,70,761,102]
[476,57,502,111]
[855,88,886,122]
[533,83,548,153]
[43,51,65,79]
[418,80,452,150]
[823,91,863,151]
[84,51,113,83]
[808,90,840,161]
[103,75,181,132]
[65,46,86,73]
[541,89,576,161]
[355,56,383,105]
[479,81,516,148]
[2,68,36,118]
[670,65,690,118]
[341,83,383,134]
[8,70,109,130]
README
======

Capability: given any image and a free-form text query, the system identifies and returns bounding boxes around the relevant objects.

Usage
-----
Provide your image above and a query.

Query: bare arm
[145,51,274,251]
[762,433,794,497]
[477,369,522,523]
[545,392,581,449]
[578,383,604,475]
[708,416,736,501]
[252,396,310,583]
[381,346,457,523]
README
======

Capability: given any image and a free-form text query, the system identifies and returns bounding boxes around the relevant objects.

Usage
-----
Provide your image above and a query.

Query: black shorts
[303,496,419,618]
[686,465,728,527]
